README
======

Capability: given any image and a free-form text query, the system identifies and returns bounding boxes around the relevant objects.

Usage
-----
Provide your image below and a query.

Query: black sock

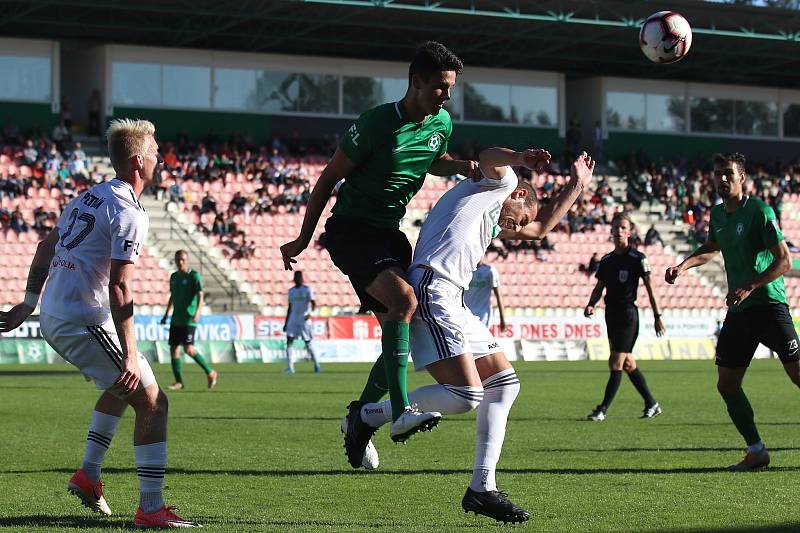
[628,368,655,407]
[600,370,623,410]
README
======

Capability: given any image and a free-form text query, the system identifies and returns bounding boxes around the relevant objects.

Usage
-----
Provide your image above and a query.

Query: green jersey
[335,101,452,228]
[709,196,787,312]
[169,269,203,326]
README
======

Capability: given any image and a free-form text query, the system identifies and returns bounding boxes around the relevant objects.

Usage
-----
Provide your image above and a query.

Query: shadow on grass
[0,514,129,528]
[6,465,800,476]
[530,446,800,453]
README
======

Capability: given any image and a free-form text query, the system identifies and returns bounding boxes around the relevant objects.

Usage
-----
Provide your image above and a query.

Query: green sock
[359,353,389,403]
[381,321,410,421]
[192,353,213,375]
[723,388,761,446]
[170,357,183,384]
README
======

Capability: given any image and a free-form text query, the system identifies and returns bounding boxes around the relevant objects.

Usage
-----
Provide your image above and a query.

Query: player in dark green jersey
[280,42,477,467]
[666,153,799,471]
[161,250,218,390]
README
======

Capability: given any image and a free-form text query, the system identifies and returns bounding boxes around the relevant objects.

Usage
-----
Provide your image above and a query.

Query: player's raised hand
[520,148,551,172]
[664,266,681,284]
[584,305,595,318]
[570,152,595,188]
[461,160,481,181]
[0,302,35,333]
[280,239,305,271]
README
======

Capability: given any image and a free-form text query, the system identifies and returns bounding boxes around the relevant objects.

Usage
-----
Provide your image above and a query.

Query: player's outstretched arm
[665,241,721,284]
[501,152,594,241]
[478,147,551,180]
[279,148,355,270]
[0,229,58,332]
[428,153,479,180]
[109,259,140,393]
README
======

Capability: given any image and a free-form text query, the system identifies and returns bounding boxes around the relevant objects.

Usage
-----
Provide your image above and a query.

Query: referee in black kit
[584,212,665,421]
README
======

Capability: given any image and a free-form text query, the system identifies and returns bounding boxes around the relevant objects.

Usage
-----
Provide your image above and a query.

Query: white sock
[135,442,166,513]
[360,384,484,428]
[306,343,317,364]
[82,411,121,481]
[470,369,520,493]
[747,441,765,454]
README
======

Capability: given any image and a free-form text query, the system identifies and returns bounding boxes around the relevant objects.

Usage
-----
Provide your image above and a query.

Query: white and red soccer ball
[639,11,693,64]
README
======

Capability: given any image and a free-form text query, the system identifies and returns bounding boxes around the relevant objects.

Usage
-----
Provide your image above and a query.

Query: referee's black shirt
[596,248,650,309]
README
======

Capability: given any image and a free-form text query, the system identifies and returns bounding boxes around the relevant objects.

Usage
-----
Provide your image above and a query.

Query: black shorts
[605,305,639,353]
[168,324,196,347]
[716,303,800,368]
[324,215,412,313]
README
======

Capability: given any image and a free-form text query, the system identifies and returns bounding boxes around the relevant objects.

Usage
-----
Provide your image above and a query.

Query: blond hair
[106,118,155,170]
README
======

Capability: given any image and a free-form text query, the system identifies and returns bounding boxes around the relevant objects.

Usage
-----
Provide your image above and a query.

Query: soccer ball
[639,11,692,64]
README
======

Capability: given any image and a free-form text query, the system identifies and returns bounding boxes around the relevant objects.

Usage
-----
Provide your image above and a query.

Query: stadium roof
[3,0,800,87]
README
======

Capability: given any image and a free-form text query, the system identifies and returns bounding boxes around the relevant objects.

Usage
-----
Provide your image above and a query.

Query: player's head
[106,118,161,184]
[611,212,634,247]
[174,249,189,271]
[407,41,463,116]
[293,271,304,286]
[499,180,538,231]
[712,152,746,200]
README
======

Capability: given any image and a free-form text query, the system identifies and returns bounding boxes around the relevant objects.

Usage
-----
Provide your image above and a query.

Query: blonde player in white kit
[0,119,200,528]
[464,261,506,331]
[283,271,320,373]
[353,147,595,523]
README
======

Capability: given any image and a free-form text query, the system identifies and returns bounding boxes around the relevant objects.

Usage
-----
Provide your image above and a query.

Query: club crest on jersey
[428,133,442,151]
[736,222,744,235]
[618,270,629,283]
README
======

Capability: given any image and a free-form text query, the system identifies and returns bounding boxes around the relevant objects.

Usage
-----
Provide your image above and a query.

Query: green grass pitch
[1,360,799,532]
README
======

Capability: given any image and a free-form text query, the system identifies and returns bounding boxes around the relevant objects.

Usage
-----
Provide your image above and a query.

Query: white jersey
[411,167,518,289]
[41,179,148,325]
[287,285,314,323]
[464,264,500,324]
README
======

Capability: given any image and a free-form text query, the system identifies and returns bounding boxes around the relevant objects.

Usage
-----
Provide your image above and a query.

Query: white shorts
[285,318,312,342]
[40,313,157,396]
[408,267,501,371]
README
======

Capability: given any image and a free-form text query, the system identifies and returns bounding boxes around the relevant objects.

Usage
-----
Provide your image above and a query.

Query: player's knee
[387,285,417,319]
[154,390,169,417]
[446,384,484,412]
[716,380,739,397]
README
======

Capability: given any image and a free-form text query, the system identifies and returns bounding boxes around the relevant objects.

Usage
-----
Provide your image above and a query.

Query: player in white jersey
[0,119,199,528]
[347,147,595,523]
[464,262,506,330]
[283,271,319,373]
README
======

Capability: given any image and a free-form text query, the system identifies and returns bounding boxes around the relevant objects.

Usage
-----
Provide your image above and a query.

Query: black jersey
[596,248,651,309]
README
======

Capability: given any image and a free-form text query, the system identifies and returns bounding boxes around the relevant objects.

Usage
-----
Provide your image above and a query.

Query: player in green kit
[161,250,218,390]
[666,153,800,471]
[280,41,477,468]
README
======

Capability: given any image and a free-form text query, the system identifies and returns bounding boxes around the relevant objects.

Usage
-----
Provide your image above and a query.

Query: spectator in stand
[88,90,101,136]
[32,206,54,236]
[211,213,228,237]
[9,208,28,233]
[23,140,38,165]
[68,152,88,182]
[199,192,217,215]
[168,182,185,204]
[196,145,209,171]
[52,120,70,150]
[229,191,247,215]
[163,145,179,169]
[592,120,603,163]
[580,252,600,277]
[644,224,664,247]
